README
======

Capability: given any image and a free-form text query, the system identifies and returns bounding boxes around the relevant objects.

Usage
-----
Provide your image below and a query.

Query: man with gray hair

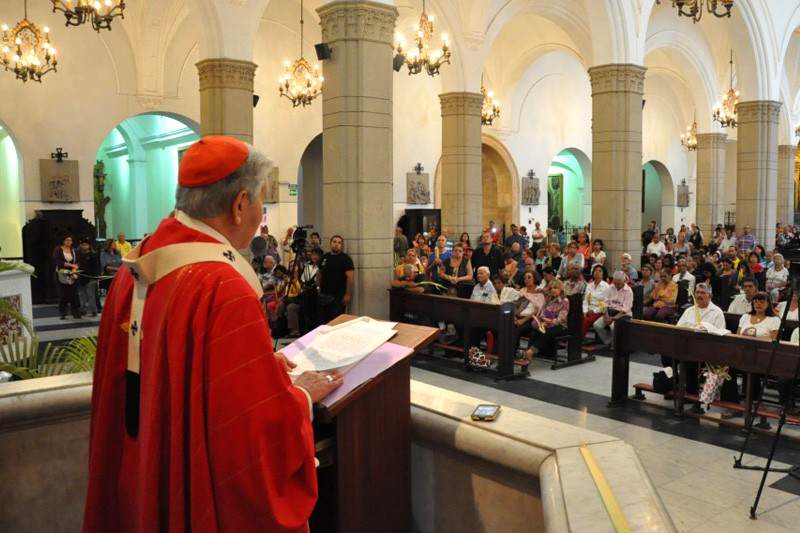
[593,271,633,346]
[676,283,726,331]
[84,136,342,531]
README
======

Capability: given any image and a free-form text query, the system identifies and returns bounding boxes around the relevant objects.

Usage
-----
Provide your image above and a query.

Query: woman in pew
[639,264,656,304]
[438,243,473,295]
[643,268,678,322]
[525,279,570,361]
[514,271,545,354]
[583,265,609,337]
[775,291,798,322]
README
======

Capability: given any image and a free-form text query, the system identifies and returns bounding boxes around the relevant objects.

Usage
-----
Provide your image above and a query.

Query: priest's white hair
[175,145,272,219]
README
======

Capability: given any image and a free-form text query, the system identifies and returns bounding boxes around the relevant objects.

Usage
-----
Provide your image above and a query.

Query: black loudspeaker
[393,54,406,72]
[253,94,260,108]
[315,43,332,60]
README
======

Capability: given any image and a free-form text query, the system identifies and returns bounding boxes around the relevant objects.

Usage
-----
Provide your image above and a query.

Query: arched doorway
[298,133,323,231]
[481,135,519,231]
[95,113,200,239]
[0,121,23,257]
[547,148,592,231]
[642,160,675,232]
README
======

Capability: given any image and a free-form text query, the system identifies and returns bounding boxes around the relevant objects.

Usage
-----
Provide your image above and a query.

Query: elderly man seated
[672,283,727,406]
[471,266,500,304]
[593,272,633,346]
[672,257,696,293]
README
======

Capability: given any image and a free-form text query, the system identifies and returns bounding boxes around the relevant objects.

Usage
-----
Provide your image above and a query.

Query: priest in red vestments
[83,136,342,532]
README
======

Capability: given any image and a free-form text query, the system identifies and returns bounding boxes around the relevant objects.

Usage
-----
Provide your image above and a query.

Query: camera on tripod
[291,225,314,256]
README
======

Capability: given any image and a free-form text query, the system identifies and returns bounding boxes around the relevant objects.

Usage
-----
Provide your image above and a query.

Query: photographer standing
[319,235,354,322]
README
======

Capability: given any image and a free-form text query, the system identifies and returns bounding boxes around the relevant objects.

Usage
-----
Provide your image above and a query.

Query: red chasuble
[83,216,316,532]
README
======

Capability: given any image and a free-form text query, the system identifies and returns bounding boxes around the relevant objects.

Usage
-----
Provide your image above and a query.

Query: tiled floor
[411,365,800,532]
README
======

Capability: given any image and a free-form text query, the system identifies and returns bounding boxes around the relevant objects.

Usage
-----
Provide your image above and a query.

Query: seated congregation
[390,220,800,421]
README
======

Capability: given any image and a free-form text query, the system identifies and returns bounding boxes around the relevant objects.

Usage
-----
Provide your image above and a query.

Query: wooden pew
[388,289,523,380]
[611,319,800,426]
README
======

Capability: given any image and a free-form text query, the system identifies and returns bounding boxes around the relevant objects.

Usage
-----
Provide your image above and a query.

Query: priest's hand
[295,371,344,403]
[274,351,296,373]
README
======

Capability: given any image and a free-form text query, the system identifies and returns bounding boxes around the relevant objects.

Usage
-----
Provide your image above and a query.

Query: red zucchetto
[178,135,249,188]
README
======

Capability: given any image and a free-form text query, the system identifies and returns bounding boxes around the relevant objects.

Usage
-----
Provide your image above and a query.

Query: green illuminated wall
[0,130,21,257]
[642,162,662,231]
[96,114,198,239]
[548,150,588,228]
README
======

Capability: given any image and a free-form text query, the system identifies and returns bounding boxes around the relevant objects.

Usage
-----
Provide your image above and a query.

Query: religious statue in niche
[40,158,80,203]
[93,160,111,239]
[265,166,280,204]
[677,180,690,208]
[406,163,431,205]
[521,170,540,206]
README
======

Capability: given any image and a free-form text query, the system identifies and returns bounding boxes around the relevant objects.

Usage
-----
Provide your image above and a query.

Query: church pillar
[695,133,727,236]
[196,58,257,143]
[439,92,483,238]
[588,64,646,269]
[778,144,797,226]
[736,100,781,249]
[317,0,397,318]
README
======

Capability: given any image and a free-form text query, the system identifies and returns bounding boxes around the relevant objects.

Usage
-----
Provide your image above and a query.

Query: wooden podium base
[310,315,437,533]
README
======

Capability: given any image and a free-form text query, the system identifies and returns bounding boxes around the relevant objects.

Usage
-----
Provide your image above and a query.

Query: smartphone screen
[472,404,501,421]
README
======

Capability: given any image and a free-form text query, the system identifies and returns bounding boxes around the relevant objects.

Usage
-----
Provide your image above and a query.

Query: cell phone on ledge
[471,404,501,422]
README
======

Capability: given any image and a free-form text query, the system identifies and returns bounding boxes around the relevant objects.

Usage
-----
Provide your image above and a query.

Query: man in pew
[672,257,696,293]
[728,276,757,315]
[676,283,726,331]
[471,266,500,304]
[391,264,426,293]
[593,271,633,346]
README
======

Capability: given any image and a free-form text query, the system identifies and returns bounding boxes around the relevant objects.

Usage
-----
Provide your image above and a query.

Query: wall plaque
[265,166,280,204]
[677,181,690,208]
[40,159,80,202]
[522,172,540,206]
[406,171,431,204]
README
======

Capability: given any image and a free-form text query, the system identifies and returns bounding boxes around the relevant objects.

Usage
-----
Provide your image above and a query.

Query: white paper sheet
[289,318,398,375]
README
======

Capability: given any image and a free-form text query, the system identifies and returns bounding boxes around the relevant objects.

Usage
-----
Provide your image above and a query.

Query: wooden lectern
[309,315,437,533]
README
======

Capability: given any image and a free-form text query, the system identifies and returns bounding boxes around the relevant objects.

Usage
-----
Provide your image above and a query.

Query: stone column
[439,92,483,238]
[196,58,257,143]
[695,133,727,236]
[588,64,646,269]
[736,100,781,249]
[318,0,397,318]
[778,144,797,226]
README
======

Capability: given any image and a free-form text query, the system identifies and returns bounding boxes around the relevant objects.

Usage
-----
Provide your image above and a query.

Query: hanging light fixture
[713,50,739,128]
[480,81,500,126]
[654,0,734,23]
[681,112,698,151]
[393,0,451,77]
[279,0,323,108]
[1,1,58,83]
[51,1,125,32]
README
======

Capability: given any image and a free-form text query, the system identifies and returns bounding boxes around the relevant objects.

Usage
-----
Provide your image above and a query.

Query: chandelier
[655,0,734,23]
[713,50,738,128]
[278,0,323,108]
[1,1,58,83]
[51,1,126,32]
[394,0,451,77]
[481,85,500,126]
[681,114,697,151]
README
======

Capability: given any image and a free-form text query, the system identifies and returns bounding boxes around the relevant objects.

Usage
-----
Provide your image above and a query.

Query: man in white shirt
[646,233,667,257]
[672,258,696,294]
[471,266,500,305]
[727,277,757,315]
[677,283,726,331]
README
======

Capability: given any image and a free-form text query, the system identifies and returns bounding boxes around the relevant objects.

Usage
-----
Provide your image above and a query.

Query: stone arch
[0,119,24,257]
[95,112,200,239]
[643,160,676,233]
[547,148,592,231]
[481,134,519,227]
[297,133,323,231]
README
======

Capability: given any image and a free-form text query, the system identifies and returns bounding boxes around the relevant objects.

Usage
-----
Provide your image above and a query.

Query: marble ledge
[410,380,677,532]
[0,372,92,433]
